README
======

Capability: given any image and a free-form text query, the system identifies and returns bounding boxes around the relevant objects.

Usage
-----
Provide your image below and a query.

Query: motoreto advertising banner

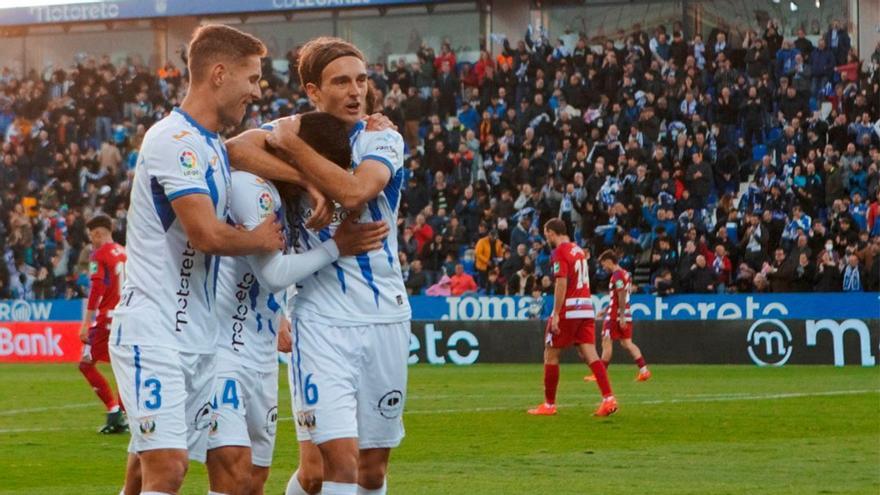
[0,294,877,365]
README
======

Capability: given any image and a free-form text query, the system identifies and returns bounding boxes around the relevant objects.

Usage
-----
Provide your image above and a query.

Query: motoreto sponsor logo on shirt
[175,242,197,332]
[230,272,257,352]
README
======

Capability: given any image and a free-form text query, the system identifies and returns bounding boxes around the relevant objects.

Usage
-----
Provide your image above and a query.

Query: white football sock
[208,492,230,495]
[357,481,387,495]
[286,470,312,495]
[321,481,358,495]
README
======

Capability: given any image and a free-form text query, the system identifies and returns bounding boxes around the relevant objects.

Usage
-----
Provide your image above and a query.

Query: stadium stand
[0,20,878,300]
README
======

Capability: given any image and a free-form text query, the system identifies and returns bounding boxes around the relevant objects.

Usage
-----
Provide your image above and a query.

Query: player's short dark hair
[188,24,267,84]
[543,218,568,236]
[297,112,351,169]
[86,214,112,232]
[598,250,618,264]
[298,36,365,88]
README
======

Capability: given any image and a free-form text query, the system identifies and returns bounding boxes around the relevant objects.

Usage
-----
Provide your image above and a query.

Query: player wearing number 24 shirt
[528,218,617,417]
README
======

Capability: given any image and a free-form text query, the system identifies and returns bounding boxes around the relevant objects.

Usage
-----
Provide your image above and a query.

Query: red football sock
[602,360,610,368]
[635,356,646,369]
[79,362,118,411]
[117,392,125,413]
[589,361,613,398]
[543,364,560,405]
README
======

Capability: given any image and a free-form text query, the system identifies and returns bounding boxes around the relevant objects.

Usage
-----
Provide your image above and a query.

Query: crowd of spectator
[0,18,878,301]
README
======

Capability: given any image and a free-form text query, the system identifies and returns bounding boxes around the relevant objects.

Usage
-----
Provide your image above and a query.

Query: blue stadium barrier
[1,293,877,323]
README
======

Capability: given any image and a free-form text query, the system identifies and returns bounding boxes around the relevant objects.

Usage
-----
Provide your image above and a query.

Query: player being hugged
[206,112,388,495]
[585,251,651,383]
[528,219,618,417]
[78,214,127,434]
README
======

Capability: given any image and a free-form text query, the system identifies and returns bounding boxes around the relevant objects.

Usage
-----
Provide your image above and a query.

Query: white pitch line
[2,390,877,434]
[0,402,96,417]
[280,389,880,419]
[0,426,92,434]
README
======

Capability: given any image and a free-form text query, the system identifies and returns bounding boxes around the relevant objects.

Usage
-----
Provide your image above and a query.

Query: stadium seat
[752,144,767,162]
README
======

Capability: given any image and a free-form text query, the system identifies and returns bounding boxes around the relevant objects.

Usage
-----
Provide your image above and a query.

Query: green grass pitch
[1,363,878,494]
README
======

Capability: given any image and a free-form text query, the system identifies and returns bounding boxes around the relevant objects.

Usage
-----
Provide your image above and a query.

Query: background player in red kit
[586,251,651,383]
[78,214,128,434]
[528,219,617,417]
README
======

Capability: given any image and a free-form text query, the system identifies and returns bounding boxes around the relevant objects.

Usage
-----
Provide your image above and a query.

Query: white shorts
[289,318,409,449]
[109,344,217,462]
[207,364,279,467]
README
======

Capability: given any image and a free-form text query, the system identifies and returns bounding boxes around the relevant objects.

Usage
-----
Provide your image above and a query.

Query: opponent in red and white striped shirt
[587,250,651,383]
[527,218,617,417]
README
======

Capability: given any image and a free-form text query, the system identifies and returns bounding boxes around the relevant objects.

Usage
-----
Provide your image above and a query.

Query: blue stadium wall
[1,294,877,366]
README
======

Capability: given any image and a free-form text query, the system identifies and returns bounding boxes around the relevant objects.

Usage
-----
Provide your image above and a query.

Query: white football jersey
[113,108,231,353]
[214,171,287,373]
[261,119,411,325]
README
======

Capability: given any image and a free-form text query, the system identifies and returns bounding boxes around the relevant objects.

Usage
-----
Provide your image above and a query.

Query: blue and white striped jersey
[262,119,411,325]
[113,108,231,353]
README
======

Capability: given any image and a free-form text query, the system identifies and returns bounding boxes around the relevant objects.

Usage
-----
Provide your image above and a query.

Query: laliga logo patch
[139,417,156,436]
[259,191,274,213]
[178,149,201,178]
[376,390,404,419]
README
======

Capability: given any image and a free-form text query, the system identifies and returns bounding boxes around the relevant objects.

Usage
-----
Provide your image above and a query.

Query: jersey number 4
[573,259,590,289]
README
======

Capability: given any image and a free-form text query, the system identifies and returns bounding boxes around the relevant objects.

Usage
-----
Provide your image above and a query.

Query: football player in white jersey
[206,112,389,495]
[109,26,290,495]
[226,37,409,495]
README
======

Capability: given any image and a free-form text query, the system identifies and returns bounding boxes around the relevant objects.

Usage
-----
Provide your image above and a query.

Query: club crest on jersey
[139,417,156,436]
[88,261,98,275]
[297,409,316,430]
[553,261,560,274]
[178,149,200,178]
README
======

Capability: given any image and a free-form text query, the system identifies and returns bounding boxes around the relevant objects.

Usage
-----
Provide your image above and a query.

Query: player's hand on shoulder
[267,115,300,152]
[305,184,333,231]
[252,215,285,253]
[365,113,396,131]
[333,211,390,256]
[277,318,292,353]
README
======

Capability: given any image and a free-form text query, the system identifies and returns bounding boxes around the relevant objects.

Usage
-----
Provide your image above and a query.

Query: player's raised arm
[226,128,311,186]
[250,212,389,293]
[227,127,333,230]
[171,193,282,255]
[268,117,394,210]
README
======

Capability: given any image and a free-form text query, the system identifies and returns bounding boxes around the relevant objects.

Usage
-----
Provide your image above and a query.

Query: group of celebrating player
[529,219,651,418]
[73,22,653,495]
[78,25,409,495]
